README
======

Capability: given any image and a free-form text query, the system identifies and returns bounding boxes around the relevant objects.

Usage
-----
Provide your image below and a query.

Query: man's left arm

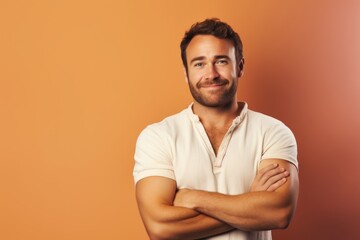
[174,159,299,231]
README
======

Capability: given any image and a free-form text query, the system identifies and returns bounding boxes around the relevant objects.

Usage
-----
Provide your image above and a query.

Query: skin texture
[135,35,299,239]
[173,159,299,231]
[136,164,290,239]
[186,35,243,110]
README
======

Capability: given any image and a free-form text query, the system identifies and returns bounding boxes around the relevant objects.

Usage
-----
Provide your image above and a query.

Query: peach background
[1,1,360,239]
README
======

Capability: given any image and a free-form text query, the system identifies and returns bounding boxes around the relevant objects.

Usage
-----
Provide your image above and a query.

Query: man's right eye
[194,62,203,67]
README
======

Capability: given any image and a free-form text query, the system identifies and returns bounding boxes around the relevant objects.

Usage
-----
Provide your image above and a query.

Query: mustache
[197,78,229,88]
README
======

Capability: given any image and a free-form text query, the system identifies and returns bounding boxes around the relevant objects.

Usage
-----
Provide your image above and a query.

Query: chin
[197,98,234,108]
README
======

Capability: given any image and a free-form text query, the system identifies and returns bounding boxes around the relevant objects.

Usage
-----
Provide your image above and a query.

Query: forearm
[188,190,293,231]
[140,204,234,240]
[136,176,234,240]
[175,160,299,231]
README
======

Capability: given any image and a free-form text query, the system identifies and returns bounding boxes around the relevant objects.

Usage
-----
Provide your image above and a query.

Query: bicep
[259,159,299,208]
[136,176,199,224]
[136,176,177,203]
[136,176,177,220]
[136,177,214,239]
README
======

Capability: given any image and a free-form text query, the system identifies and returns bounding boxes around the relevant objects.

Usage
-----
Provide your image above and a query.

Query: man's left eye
[217,60,228,65]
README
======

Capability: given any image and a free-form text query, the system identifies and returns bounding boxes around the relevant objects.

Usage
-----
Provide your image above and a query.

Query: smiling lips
[198,80,228,89]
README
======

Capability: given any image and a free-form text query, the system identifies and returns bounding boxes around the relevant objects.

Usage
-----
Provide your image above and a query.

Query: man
[134,18,298,240]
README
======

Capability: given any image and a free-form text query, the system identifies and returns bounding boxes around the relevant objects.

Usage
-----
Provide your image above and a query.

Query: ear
[183,68,189,83]
[237,58,245,78]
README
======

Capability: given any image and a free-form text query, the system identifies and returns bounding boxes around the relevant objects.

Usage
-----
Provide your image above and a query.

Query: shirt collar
[186,102,248,126]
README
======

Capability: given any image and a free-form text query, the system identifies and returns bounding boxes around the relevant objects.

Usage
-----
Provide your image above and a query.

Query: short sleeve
[261,123,298,170]
[133,125,175,184]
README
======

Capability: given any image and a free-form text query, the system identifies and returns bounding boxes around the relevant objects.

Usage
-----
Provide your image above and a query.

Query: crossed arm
[135,159,299,240]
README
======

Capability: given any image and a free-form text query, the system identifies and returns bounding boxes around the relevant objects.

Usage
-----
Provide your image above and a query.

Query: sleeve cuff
[134,169,176,184]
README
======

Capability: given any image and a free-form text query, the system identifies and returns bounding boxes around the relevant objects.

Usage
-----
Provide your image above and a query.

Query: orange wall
[1,1,360,239]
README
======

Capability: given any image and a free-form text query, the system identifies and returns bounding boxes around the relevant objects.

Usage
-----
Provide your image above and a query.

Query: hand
[250,163,289,192]
[173,188,195,209]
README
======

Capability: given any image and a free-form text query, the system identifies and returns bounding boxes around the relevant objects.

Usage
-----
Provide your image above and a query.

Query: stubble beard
[188,77,238,108]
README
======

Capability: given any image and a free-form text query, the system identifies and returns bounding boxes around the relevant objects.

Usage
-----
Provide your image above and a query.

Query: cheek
[220,68,237,79]
[188,71,204,83]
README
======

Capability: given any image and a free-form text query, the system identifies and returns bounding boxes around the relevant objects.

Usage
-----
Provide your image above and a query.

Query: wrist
[189,190,207,210]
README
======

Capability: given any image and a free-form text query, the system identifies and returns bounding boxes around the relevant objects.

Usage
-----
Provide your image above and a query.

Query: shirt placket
[193,120,217,163]
[194,117,241,170]
[214,117,240,168]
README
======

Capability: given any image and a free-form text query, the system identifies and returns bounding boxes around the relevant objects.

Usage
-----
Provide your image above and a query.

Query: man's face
[185,35,242,108]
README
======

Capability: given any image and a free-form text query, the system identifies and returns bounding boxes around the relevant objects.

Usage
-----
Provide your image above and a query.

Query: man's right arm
[136,176,233,240]
[134,127,229,239]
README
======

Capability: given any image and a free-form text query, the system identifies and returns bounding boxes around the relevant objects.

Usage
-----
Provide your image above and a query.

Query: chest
[172,129,262,194]
[205,127,228,156]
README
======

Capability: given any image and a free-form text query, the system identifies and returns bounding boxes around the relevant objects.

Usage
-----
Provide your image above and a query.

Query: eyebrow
[189,55,231,64]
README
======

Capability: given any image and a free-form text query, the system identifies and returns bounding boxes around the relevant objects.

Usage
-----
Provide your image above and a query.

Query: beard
[188,77,238,108]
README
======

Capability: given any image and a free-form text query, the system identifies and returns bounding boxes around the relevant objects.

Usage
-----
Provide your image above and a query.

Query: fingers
[262,169,289,191]
[250,164,290,192]
[257,163,279,176]
[257,164,286,186]
[267,178,287,192]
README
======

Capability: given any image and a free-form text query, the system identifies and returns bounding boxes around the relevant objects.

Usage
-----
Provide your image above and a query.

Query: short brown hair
[180,18,243,73]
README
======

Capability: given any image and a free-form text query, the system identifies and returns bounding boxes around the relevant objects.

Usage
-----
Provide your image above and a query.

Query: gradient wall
[1,1,359,239]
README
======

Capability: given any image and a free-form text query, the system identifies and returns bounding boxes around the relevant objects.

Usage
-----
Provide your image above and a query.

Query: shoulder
[245,108,296,145]
[246,109,298,168]
[247,109,284,128]
[137,107,191,142]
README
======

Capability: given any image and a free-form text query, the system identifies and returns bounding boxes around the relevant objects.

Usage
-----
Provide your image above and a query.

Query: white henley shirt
[134,102,298,240]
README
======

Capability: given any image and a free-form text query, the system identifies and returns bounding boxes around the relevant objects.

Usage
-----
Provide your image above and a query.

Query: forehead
[186,35,235,61]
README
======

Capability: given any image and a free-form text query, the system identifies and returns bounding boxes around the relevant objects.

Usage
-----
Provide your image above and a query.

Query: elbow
[148,231,168,240]
[276,218,290,229]
[275,207,294,229]
[147,228,168,240]
[146,222,175,240]
[148,233,168,240]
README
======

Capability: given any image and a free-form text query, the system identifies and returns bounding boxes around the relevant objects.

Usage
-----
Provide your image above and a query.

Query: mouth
[199,81,228,89]
[202,84,225,89]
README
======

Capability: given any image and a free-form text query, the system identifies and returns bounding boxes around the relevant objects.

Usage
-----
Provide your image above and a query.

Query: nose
[205,64,220,80]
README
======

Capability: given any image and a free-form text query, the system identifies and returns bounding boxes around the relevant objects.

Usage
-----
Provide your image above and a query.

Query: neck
[192,99,241,128]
